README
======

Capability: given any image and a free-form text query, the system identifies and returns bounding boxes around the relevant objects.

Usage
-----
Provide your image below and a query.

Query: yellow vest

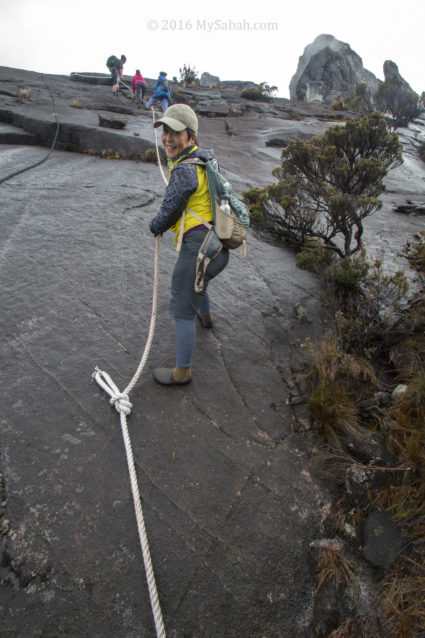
[169,146,213,244]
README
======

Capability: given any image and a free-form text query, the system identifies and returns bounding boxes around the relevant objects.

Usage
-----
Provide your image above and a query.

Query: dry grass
[308,333,376,386]
[303,246,425,636]
[16,87,31,102]
[383,559,425,638]
[386,368,425,476]
[329,617,360,637]
[316,546,357,592]
[309,380,359,448]
[305,333,377,447]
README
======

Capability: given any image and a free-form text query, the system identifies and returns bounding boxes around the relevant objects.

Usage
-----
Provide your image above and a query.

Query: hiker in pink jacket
[132,70,147,105]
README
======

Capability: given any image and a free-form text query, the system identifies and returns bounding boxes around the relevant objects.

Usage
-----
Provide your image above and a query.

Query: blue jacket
[153,75,171,100]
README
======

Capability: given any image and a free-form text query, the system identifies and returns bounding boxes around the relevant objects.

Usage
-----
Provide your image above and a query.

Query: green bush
[242,187,268,223]
[258,113,402,257]
[323,252,370,297]
[296,242,333,273]
[241,81,277,103]
[241,87,271,102]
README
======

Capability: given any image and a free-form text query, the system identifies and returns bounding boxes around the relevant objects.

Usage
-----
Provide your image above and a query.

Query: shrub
[327,254,409,352]
[16,87,31,102]
[323,252,370,298]
[241,86,271,102]
[418,142,425,163]
[256,113,402,257]
[142,148,159,163]
[296,241,333,273]
[241,81,277,102]
[259,81,278,97]
[242,187,268,223]
[178,64,199,86]
[331,98,347,111]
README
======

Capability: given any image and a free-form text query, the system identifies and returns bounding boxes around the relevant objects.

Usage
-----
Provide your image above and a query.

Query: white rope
[152,108,169,187]
[92,233,164,638]
[92,107,170,636]
[93,126,166,636]
[92,233,164,637]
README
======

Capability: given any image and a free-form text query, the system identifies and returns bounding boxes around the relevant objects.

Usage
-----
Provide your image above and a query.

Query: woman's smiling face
[162,125,194,159]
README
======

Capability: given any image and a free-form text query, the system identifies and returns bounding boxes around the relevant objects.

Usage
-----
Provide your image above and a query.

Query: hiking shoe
[197,313,213,329]
[153,367,192,385]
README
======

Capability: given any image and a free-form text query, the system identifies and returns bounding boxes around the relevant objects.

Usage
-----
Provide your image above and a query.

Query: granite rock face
[289,33,379,104]
[383,59,414,91]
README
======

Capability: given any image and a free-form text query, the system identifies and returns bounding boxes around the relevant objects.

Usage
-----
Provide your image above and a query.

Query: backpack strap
[176,208,212,252]
[194,228,223,293]
[175,158,211,253]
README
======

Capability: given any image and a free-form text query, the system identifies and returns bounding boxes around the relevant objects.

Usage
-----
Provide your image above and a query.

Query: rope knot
[110,392,132,416]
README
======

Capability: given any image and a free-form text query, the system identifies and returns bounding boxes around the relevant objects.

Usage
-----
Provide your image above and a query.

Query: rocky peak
[289,33,379,105]
[383,60,413,91]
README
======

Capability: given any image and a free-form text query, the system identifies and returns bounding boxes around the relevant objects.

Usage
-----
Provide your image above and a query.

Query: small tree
[247,113,402,257]
[259,81,278,97]
[375,75,424,130]
[178,64,199,86]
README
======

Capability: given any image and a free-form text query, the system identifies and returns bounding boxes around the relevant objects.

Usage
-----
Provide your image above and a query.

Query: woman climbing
[149,104,229,385]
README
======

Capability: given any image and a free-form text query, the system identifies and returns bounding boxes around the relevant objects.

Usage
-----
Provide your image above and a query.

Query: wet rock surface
[0,67,424,637]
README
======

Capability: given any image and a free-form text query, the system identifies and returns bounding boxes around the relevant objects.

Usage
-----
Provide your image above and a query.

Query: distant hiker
[145,71,171,113]
[132,69,147,104]
[106,54,126,96]
[149,104,229,385]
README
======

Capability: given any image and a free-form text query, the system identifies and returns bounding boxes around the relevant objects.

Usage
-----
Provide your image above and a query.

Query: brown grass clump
[316,546,357,592]
[142,148,161,163]
[329,617,361,637]
[305,333,376,447]
[16,87,32,102]
[331,98,348,111]
[388,369,425,468]
[383,559,425,638]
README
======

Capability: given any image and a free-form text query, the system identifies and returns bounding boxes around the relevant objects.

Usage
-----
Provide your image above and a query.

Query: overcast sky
[0,0,423,98]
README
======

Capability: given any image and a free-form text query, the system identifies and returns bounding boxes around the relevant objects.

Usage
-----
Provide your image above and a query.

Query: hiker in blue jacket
[145,72,171,113]
[149,104,229,385]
